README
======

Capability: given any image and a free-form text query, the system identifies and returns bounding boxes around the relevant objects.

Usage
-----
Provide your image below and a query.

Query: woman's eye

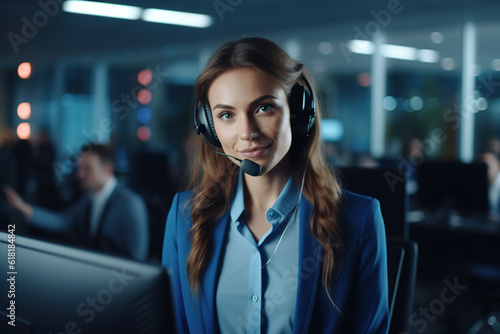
[219,112,233,120]
[257,105,273,114]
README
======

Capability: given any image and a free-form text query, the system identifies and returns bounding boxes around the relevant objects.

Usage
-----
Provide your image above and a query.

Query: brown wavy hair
[186,37,344,305]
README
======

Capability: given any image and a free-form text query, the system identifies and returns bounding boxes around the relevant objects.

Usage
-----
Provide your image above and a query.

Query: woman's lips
[238,145,270,158]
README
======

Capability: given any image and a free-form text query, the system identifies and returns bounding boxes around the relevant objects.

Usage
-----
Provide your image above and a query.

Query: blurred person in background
[478,150,500,216]
[485,137,500,158]
[3,143,150,261]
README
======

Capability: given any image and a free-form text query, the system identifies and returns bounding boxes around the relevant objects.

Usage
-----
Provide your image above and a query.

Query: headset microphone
[198,131,262,177]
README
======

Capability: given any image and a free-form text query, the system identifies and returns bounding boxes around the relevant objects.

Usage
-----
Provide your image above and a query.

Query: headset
[193,75,316,176]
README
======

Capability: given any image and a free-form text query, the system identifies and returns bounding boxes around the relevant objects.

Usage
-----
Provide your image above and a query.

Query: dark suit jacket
[162,189,389,333]
[30,184,149,261]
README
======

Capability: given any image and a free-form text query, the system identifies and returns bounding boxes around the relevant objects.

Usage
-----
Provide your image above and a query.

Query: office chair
[387,236,419,334]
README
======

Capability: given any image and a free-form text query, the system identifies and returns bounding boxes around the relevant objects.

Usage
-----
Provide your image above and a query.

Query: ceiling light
[418,49,439,63]
[63,1,142,20]
[347,40,375,55]
[142,8,212,28]
[348,40,439,63]
[380,44,417,61]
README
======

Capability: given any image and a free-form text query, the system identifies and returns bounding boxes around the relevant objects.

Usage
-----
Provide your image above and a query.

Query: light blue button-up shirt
[216,171,301,334]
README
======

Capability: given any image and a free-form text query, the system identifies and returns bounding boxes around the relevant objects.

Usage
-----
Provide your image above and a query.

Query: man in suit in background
[3,144,150,261]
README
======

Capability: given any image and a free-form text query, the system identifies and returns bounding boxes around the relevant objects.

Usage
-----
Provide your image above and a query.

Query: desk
[409,214,500,333]
[410,214,500,267]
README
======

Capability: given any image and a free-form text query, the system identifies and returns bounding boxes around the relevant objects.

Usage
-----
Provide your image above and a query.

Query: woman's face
[207,67,292,176]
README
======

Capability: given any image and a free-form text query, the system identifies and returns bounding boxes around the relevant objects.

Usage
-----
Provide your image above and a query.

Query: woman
[162,37,389,333]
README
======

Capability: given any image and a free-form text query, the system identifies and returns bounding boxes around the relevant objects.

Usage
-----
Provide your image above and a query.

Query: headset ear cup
[196,102,221,147]
[289,83,315,139]
[303,89,315,137]
[204,104,221,147]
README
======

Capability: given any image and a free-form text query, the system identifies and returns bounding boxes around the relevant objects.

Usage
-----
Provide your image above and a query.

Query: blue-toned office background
[1,1,500,333]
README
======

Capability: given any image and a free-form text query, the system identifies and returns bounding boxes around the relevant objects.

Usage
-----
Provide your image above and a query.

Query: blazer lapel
[200,211,231,333]
[293,196,322,334]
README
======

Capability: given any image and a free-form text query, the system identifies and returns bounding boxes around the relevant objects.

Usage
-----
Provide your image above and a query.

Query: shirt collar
[230,170,300,227]
[91,175,117,203]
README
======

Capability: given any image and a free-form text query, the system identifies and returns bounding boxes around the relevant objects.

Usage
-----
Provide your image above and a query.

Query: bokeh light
[383,96,397,111]
[137,88,152,105]
[441,57,455,71]
[137,107,151,124]
[410,96,424,111]
[357,72,371,87]
[137,126,151,141]
[318,41,334,55]
[17,102,31,119]
[17,122,31,140]
[17,62,31,79]
[137,69,153,86]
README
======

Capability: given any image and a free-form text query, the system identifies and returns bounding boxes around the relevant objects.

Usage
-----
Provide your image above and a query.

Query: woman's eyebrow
[212,95,278,111]
[212,103,235,111]
[248,95,278,108]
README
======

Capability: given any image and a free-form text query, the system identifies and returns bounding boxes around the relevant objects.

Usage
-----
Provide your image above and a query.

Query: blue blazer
[162,190,389,333]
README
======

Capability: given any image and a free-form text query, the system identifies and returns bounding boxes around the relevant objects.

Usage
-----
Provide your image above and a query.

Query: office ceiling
[1,0,499,74]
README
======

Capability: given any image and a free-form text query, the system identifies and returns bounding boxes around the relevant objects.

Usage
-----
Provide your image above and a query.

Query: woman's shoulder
[166,190,194,226]
[172,190,194,206]
[341,189,381,212]
[339,189,384,233]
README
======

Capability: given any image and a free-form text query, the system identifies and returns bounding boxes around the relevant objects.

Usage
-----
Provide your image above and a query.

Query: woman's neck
[242,158,292,213]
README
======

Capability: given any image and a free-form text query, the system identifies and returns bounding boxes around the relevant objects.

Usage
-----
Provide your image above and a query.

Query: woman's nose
[239,115,260,141]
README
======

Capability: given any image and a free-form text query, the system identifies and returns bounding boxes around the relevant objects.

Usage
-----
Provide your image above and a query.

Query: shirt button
[253,249,258,255]
[269,211,275,218]
[252,295,259,303]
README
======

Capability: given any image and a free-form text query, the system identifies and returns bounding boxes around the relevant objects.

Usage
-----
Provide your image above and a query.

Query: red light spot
[137,69,153,86]
[137,89,152,105]
[357,72,371,87]
[137,126,151,141]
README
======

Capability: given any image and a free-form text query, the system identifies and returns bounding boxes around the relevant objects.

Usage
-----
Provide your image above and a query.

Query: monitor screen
[338,167,408,239]
[0,232,177,334]
[321,119,344,142]
[417,161,489,214]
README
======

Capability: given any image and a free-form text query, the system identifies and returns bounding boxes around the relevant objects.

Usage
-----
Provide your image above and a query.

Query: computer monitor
[338,167,408,239]
[0,232,177,334]
[417,161,489,215]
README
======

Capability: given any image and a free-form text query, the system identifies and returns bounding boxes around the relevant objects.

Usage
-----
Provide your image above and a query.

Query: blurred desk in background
[410,212,500,267]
